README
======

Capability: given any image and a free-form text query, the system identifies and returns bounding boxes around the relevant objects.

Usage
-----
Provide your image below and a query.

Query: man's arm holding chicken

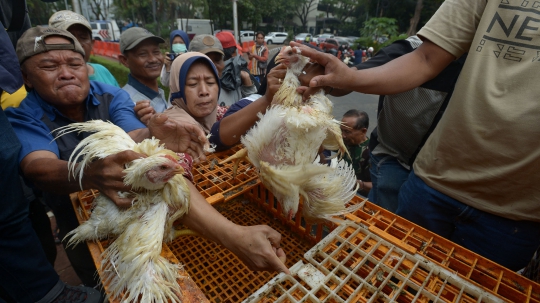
[20,111,208,207]
[20,149,288,273]
[290,40,455,98]
[18,117,288,274]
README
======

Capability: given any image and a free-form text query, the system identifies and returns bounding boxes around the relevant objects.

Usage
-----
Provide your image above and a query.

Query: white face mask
[172,43,187,54]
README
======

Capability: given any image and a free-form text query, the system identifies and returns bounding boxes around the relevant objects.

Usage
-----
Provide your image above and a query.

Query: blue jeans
[0,108,60,302]
[397,171,540,271]
[367,152,410,212]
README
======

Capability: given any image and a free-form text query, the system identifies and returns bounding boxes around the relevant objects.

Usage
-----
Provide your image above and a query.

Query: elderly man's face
[340,116,366,146]
[67,24,93,62]
[22,36,89,108]
[120,39,164,82]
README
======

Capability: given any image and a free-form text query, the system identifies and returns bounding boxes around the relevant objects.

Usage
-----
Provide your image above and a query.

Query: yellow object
[173,229,201,239]
[1,86,27,110]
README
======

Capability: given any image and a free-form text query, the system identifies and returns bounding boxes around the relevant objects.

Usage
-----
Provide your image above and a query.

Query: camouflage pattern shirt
[344,138,371,183]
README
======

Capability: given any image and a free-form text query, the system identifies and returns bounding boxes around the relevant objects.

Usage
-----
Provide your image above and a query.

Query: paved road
[329,92,379,135]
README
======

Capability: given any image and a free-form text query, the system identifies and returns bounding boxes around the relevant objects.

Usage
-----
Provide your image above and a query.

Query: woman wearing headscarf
[165,52,284,151]
[136,50,331,153]
[160,29,190,87]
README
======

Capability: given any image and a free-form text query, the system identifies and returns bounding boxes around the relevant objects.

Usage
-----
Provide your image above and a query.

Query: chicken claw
[219,148,248,178]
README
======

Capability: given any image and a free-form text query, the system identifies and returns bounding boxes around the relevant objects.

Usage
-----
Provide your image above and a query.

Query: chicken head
[124,154,184,191]
[275,46,310,76]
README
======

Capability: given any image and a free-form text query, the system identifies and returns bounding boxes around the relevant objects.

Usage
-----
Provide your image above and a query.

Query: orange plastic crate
[193,145,260,204]
[71,149,540,303]
[340,204,540,303]
[168,185,338,303]
[244,222,508,303]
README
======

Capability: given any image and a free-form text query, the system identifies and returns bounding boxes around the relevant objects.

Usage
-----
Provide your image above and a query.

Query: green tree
[361,17,398,41]
[293,0,317,32]
[89,0,108,20]
[379,0,443,34]
[26,0,70,26]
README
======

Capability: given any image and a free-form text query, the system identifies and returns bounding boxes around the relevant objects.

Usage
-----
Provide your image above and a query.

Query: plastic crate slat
[73,164,540,303]
[245,222,509,303]
[192,145,261,205]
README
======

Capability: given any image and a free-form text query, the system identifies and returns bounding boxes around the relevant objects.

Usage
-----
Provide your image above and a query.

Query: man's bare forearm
[218,96,271,146]
[180,181,236,244]
[23,157,83,194]
[340,41,455,95]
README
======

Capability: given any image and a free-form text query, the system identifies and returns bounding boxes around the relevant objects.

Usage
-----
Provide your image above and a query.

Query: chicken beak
[275,53,283,64]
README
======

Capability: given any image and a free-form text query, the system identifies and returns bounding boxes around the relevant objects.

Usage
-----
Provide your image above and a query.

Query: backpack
[221,55,260,91]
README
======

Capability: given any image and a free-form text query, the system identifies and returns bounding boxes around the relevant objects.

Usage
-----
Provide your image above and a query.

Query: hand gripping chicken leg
[56,120,190,303]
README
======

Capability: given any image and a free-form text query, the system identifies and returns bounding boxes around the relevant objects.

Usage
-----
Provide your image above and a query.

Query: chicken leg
[219,148,248,178]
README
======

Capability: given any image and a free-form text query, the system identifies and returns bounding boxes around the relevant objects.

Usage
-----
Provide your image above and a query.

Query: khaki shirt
[414,0,540,221]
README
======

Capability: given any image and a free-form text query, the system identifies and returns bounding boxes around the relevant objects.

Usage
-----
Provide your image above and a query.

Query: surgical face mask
[172,43,187,54]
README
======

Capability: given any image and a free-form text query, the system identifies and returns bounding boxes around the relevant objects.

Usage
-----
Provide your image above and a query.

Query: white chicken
[222,46,359,222]
[56,120,190,303]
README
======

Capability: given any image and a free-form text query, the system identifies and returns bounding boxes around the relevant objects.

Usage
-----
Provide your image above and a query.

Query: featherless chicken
[222,46,359,222]
[56,120,190,303]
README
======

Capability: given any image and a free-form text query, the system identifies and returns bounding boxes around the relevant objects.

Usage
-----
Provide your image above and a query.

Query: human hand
[296,62,334,100]
[247,52,253,60]
[147,113,208,163]
[264,64,287,104]
[134,100,156,125]
[240,70,253,86]
[223,224,290,274]
[164,53,173,72]
[82,150,144,208]
[290,41,353,92]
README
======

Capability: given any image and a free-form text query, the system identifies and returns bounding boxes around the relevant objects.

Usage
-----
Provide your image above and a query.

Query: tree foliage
[293,0,317,31]
[361,17,398,40]
[26,0,444,40]
[26,0,70,26]
[89,0,108,20]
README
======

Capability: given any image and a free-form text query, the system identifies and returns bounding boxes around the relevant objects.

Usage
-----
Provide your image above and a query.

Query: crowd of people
[1,0,539,302]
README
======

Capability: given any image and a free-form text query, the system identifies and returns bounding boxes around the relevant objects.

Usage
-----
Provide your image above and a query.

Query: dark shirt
[344,138,371,183]
[353,50,363,65]
[210,96,255,151]
[0,21,22,94]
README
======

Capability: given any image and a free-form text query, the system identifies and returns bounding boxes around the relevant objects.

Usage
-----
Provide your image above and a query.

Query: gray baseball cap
[188,34,224,56]
[16,26,85,64]
[49,10,92,33]
[120,27,165,54]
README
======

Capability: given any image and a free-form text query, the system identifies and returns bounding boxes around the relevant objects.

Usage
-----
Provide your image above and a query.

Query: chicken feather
[223,46,358,222]
[57,120,190,303]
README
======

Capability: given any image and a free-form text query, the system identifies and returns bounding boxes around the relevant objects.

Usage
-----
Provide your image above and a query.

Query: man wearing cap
[6,26,208,287]
[119,27,169,116]
[7,26,291,287]
[216,31,242,61]
[189,34,256,107]
[49,10,119,87]
[0,20,103,302]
